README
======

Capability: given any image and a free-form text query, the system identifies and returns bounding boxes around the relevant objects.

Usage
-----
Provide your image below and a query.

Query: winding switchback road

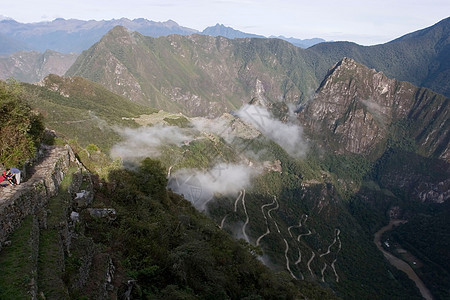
[241,189,249,242]
[320,228,340,257]
[284,239,298,279]
[297,229,312,242]
[320,263,328,282]
[219,214,228,229]
[234,190,243,212]
[256,197,277,246]
[288,215,304,238]
[267,196,280,233]
[307,250,316,278]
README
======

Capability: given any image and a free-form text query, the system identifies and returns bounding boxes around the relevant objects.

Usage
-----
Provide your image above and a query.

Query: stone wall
[0,145,79,250]
[0,144,119,299]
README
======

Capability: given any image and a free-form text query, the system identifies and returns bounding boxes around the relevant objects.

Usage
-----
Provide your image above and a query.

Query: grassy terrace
[0,215,34,299]
[0,165,78,299]
[37,166,77,299]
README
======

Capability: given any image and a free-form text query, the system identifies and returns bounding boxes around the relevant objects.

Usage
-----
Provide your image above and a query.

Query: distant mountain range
[202,24,328,48]
[0,18,197,54]
[0,18,328,56]
[270,36,328,48]
[201,23,265,39]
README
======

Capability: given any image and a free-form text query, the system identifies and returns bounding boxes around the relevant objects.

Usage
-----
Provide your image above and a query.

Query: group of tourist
[0,168,21,187]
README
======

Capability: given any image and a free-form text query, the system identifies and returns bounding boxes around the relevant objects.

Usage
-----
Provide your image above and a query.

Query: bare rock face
[299,57,449,160]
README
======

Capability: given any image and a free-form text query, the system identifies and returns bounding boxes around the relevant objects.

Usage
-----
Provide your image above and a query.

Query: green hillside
[24,54,450,298]
[66,26,320,117]
[0,79,44,168]
[23,74,157,150]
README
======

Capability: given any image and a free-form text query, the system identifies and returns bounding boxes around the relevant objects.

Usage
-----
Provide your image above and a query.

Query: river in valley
[374,220,433,300]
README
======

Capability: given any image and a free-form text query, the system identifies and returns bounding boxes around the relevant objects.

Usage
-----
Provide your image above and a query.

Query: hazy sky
[2,0,449,45]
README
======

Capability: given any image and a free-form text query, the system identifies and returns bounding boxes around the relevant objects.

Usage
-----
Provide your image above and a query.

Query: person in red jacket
[1,172,9,186]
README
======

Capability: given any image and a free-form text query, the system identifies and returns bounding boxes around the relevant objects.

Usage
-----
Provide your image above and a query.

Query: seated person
[9,168,21,185]
[3,169,17,186]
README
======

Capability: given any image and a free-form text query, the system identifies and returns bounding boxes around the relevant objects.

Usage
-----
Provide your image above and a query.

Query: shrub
[0,79,45,168]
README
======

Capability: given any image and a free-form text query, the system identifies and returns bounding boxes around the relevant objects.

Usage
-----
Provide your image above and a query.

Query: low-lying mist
[168,163,260,211]
[109,104,307,212]
[110,124,192,162]
[236,104,308,158]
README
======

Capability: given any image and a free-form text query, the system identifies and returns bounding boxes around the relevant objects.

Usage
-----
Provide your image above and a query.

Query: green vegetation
[319,152,373,199]
[385,202,450,300]
[22,75,157,151]
[81,158,338,299]
[0,79,45,168]
[0,216,34,299]
[2,27,448,297]
[74,141,122,179]
[163,115,190,128]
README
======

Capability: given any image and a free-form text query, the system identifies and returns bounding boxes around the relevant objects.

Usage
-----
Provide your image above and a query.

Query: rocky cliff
[64,18,450,119]
[299,57,449,160]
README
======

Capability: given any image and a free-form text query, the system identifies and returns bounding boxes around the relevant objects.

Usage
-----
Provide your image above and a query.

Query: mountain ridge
[66,25,319,117]
[0,17,198,54]
[0,17,327,55]
[65,18,450,119]
[308,17,450,97]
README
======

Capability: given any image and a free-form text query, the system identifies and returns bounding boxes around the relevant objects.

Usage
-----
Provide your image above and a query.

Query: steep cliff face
[299,58,449,160]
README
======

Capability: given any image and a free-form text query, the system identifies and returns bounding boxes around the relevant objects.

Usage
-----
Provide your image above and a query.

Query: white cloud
[110,124,191,161]
[236,104,308,158]
[168,163,259,210]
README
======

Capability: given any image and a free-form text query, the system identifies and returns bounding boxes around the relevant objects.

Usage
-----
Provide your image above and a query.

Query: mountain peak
[333,57,358,70]
[201,24,264,39]
[102,25,135,39]
[318,57,367,91]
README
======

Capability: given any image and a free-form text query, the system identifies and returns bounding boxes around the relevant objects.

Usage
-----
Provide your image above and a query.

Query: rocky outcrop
[376,151,450,204]
[299,58,449,160]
